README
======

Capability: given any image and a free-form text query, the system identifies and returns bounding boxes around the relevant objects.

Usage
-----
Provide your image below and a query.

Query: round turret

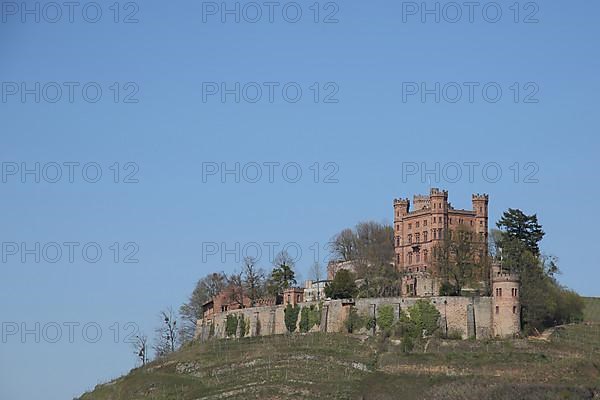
[492,270,520,338]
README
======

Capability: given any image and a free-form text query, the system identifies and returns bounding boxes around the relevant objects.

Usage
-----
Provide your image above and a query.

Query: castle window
[416,252,420,262]
[423,250,428,262]
[396,237,400,246]
[408,252,413,264]
[424,220,427,226]
[433,217,436,223]
[423,231,428,241]
[495,306,500,314]
[416,221,420,228]
[513,306,517,314]
[433,230,437,239]
[396,254,400,264]
[495,288,502,297]
[470,220,473,226]
[480,220,483,226]
[415,233,420,243]
[408,223,412,230]
[408,234,412,244]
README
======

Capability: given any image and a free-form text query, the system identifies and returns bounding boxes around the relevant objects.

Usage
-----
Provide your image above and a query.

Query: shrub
[238,315,246,337]
[446,328,463,340]
[400,333,414,353]
[393,310,418,339]
[284,304,300,333]
[325,270,358,299]
[225,314,238,337]
[299,307,310,333]
[408,300,441,337]
[308,304,322,327]
[439,281,459,296]
[344,307,364,333]
[365,316,376,332]
[377,305,395,335]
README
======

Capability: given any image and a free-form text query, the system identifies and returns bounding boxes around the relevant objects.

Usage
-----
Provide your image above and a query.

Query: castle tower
[472,193,489,263]
[491,264,520,338]
[429,188,448,249]
[394,198,409,268]
[472,194,489,232]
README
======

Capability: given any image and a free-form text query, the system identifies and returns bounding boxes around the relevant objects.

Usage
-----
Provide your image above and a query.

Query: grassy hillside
[583,297,600,322]
[79,320,600,400]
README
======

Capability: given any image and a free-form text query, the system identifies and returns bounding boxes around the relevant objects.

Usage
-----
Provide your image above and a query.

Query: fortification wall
[352,297,493,339]
[196,296,499,341]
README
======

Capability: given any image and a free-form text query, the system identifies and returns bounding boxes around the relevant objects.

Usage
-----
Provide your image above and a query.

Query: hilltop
[78,299,600,400]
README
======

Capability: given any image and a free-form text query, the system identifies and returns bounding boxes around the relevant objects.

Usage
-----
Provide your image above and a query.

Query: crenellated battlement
[430,187,448,197]
[491,262,519,283]
[472,193,489,201]
[492,272,520,283]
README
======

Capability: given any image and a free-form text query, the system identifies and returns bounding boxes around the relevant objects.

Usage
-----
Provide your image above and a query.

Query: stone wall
[196,296,502,341]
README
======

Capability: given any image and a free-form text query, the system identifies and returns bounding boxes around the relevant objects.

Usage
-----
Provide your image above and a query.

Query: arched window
[408,252,413,264]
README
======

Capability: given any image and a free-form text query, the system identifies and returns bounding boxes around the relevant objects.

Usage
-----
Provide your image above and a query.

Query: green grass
[79,325,600,400]
[583,297,600,322]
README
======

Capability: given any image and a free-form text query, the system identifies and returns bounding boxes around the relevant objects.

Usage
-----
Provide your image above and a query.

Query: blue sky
[1,1,599,399]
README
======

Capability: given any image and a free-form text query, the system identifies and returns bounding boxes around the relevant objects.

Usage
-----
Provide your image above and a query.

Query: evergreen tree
[325,269,357,299]
[497,208,545,256]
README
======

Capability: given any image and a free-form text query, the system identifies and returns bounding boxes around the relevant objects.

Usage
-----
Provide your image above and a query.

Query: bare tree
[309,261,324,300]
[179,272,226,343]
[434,224,485,295]
[132,333,148,366]
[242,256,265,306]
[227,271,246,308]
[330,228,357,261]
[154,307,178,358]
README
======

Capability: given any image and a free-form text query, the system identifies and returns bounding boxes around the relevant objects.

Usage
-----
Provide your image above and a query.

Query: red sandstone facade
[394,188,489,295]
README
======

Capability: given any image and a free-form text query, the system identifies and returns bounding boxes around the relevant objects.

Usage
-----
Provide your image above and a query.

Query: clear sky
[0,1,598,399]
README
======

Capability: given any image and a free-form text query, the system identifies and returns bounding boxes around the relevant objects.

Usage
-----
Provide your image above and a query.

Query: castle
[394,188,489,296]
[196,189,520,341]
